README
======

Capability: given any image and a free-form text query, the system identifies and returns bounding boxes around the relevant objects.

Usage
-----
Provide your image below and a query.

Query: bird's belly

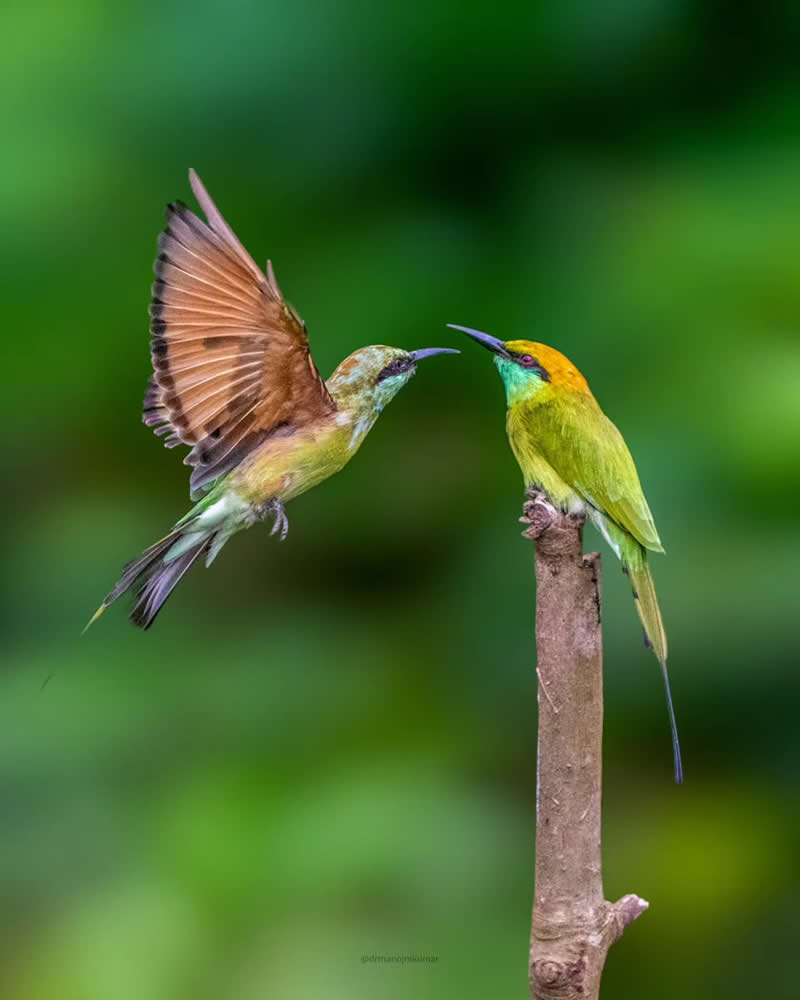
[508,435,585,514]
[229,423,351,505]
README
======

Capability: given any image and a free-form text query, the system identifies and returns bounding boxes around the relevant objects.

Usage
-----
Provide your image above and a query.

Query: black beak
[409,347,460,361]
[447,324,509,358]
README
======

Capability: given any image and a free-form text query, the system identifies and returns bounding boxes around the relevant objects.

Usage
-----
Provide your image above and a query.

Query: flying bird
[86,170,457,629]
[451,324,682,783]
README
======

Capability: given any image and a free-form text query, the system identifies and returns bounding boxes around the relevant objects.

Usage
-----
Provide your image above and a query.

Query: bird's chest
[506,405,579,510]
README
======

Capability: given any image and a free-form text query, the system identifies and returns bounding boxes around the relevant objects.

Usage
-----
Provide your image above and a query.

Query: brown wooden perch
[521,488,648,1000]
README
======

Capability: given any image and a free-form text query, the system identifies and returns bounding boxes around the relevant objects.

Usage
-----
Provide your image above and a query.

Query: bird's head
[448,325,587,406]
[328,345,459,414]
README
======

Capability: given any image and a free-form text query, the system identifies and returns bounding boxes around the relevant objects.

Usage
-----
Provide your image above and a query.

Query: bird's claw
[520,495,554,539]
[265,498,289,541]
[520,491,584,539]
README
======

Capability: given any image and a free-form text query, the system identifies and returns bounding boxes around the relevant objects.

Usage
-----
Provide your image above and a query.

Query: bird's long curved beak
[410,347,460,361]
[447,324,509,357]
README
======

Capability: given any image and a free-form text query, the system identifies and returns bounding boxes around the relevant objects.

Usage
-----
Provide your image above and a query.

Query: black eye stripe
[513,353,550,381]
[377,357,414,382]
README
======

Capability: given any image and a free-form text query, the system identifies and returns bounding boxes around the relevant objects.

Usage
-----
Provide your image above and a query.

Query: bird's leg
[255,497,290,541]
[269,498,289,541]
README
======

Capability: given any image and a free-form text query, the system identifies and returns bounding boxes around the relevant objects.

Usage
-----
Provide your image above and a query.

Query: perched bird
[86,170,458,629]
[451,324,682,783]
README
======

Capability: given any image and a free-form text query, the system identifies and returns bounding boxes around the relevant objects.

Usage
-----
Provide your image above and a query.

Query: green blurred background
[3,2,800,997]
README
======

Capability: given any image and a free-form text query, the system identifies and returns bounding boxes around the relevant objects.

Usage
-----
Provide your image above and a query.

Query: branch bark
[520,489,648,1000]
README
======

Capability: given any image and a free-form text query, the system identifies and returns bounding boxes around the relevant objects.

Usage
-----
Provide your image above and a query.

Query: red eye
[520,354,536,369]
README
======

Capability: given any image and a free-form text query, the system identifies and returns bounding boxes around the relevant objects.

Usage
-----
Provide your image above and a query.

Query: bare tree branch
[520,489,648,1000]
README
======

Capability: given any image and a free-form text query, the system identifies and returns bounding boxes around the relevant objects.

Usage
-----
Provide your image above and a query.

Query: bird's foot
[256,498,290,541]
[520,491,554,540]
[520,489,584,539]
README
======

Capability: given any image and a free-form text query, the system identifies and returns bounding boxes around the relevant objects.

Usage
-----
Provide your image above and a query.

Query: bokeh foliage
[3,1,800,997]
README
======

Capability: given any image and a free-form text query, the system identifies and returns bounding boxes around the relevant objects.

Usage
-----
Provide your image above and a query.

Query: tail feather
[130,538,211,629]
[627,558,683,784]
[85,530,213,631]
[84,490,245,632]
[105,534,178,606]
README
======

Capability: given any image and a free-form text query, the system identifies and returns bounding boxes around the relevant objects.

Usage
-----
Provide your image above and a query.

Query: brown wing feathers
[144,170,334,495]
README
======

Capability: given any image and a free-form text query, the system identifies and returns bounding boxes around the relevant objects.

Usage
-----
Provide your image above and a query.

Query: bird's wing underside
[143,169,335,495]
[534,393,664,553]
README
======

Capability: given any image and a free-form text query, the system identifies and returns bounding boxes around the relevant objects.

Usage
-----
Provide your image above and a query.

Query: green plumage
[450,325,683,782]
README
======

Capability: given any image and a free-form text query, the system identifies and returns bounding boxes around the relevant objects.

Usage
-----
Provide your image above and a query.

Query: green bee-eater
[87,170,458,629]
[451,325,682,783]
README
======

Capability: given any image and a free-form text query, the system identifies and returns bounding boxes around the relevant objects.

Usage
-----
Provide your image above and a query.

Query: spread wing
[535,392,663,552]
[143,169,335,495]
